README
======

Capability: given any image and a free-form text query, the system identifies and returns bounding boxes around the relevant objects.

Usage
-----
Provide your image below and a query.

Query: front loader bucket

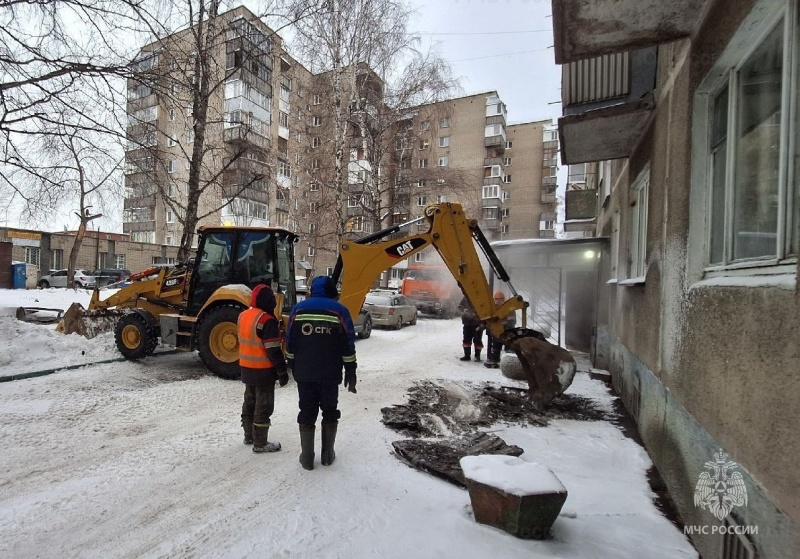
[56,302,118,339]
[500,328,577,406]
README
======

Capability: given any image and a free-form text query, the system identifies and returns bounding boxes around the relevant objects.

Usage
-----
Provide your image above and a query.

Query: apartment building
[123,6,306,248]
[383,92,559,283]
[554,0,799,556]
[122,7,560,284]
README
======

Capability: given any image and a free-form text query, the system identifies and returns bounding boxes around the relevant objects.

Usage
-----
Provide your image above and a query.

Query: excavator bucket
[56,302,119,339]
[500,328,577,406]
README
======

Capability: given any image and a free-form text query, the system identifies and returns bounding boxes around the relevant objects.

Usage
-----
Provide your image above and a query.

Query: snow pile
[0,316,117,375]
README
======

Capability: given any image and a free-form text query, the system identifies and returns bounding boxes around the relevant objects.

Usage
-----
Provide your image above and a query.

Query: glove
[343,362,357,394]
[278,368,289,387]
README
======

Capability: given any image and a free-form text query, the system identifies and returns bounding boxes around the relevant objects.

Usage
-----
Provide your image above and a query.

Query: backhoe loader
[58,203,575,404]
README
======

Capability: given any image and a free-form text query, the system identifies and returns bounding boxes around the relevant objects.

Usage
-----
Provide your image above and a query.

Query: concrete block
[589,368,612,383]
[461,455,567,539]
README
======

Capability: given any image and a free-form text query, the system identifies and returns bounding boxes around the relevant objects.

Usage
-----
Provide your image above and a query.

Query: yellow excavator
[58,203,575,404]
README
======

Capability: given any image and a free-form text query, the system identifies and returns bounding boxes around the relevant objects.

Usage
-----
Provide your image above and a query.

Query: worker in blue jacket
[286,276,357,470]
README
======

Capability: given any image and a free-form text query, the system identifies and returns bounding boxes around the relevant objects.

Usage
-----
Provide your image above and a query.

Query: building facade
[122,7,560,284]
[554,0,799,557]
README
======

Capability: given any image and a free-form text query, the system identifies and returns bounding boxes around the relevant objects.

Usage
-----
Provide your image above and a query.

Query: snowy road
[0,308,696,558]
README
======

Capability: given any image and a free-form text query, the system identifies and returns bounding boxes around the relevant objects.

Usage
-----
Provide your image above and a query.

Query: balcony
[539,229,556,239]
[558,48,656,164]
[552,0,712,63]
[124,194,157,209]
[484,157,502,167]
[541,192,557,204]
[481,218,500,231]
[483,176,503,187]
[481,196,501,207]
[566,189,598,221]
[224,125,271,151]
[123,221,156,233]
[543,157,558,168]
[484,128,507,149]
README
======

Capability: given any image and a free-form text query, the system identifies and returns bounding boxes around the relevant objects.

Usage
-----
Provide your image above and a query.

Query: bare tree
[288,0,464,274]
[0,1,161,220]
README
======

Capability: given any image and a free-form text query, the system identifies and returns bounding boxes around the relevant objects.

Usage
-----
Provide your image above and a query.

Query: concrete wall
[595,0,800,556]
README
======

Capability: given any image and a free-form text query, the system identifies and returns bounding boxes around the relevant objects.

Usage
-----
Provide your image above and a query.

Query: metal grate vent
[720,516,755,559]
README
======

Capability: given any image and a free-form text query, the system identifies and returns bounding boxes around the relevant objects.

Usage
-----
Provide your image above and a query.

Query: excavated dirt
[381,379,609,487]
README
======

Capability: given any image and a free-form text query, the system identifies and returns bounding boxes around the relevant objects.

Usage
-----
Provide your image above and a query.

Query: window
[280,111,290,127]
[167,159,177,173]
[439,117,450,128]
[308,246,315,257]
[501,224,510,234]
[419,139,429,150]
[628,167,650,279]
[310,181,320,191]
[543,130,557,141]
[168,109,175,122]
[502,208,510,218]
[311,137,321,148]
[25,247,41,267]
[115,254,126,269]
[309,222,317,233]
[312,116,322,127]
[483,185,499,199]
[503,175,511,183]
[420,121,430,131]
[550,166,558,177]
[167,135,176,147]
[167,184,175,197]
[166,210,174,223]
[503,157,512,166]
[417,196,427,206]
[483,207,499,220]
[51,249,63,269]
[278,160,291,178]
[502,191,510,201]
[417,179,427,188]
[311,158,320,170]
[414,252,425,262]
[418,158,428,168]
[165,235,173,245]
[437,195,446,203]
[701,7,798,267]
[438,136,449,148]
[310,202,319,213]
[438,156,448,167]
[540,212,556,231]
[505,141,513,149]
[348,194,361,207]
[313,94,322,105]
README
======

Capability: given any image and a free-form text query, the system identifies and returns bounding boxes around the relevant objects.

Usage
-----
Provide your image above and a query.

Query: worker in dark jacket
[458,296,484,362]
[286,275,357,471]
[237,284,289,453]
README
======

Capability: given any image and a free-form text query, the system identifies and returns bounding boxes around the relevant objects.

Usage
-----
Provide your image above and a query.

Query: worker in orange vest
[237,284,289,453]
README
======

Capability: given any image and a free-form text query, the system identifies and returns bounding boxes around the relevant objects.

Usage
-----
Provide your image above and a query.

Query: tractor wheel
[197,305,243,380]
[115,310,159,360]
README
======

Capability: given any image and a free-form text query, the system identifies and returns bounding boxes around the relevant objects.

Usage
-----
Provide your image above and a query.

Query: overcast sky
[410,0,561,125]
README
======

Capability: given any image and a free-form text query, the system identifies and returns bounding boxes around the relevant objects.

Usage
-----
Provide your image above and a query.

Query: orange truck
[400,262,462,318]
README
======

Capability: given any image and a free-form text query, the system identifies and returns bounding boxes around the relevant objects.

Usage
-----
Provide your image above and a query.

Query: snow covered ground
[0,287,697,558]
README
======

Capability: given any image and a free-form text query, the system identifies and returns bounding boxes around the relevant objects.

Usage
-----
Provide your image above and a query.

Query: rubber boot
[242,418,254,445]
[459,347,471,361]
[474,350,482,362]
[252,424,281,453]
[321,421,338,466]
[299,424,316,470]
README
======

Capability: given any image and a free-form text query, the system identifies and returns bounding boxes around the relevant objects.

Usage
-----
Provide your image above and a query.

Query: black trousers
[487,332,504,361]
[242,383,276,426]
[462,324,484,351]
[296,380,341,425]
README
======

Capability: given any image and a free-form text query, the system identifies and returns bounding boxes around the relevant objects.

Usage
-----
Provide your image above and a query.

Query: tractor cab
[189,226,299,315]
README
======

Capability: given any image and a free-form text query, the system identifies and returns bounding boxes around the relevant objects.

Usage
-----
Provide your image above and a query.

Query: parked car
[363,292,418,329]
[38,269,96,289]
[92,268,132,287]
[354,308,372,339]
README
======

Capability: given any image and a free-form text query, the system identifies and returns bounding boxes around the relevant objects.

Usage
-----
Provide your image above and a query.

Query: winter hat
[253,283,277,312]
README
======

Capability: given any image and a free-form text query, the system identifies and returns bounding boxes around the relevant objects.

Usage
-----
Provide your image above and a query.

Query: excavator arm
[333,203,576,405]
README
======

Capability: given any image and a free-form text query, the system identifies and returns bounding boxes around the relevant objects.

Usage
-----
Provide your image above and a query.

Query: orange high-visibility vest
[237,308,276,370]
